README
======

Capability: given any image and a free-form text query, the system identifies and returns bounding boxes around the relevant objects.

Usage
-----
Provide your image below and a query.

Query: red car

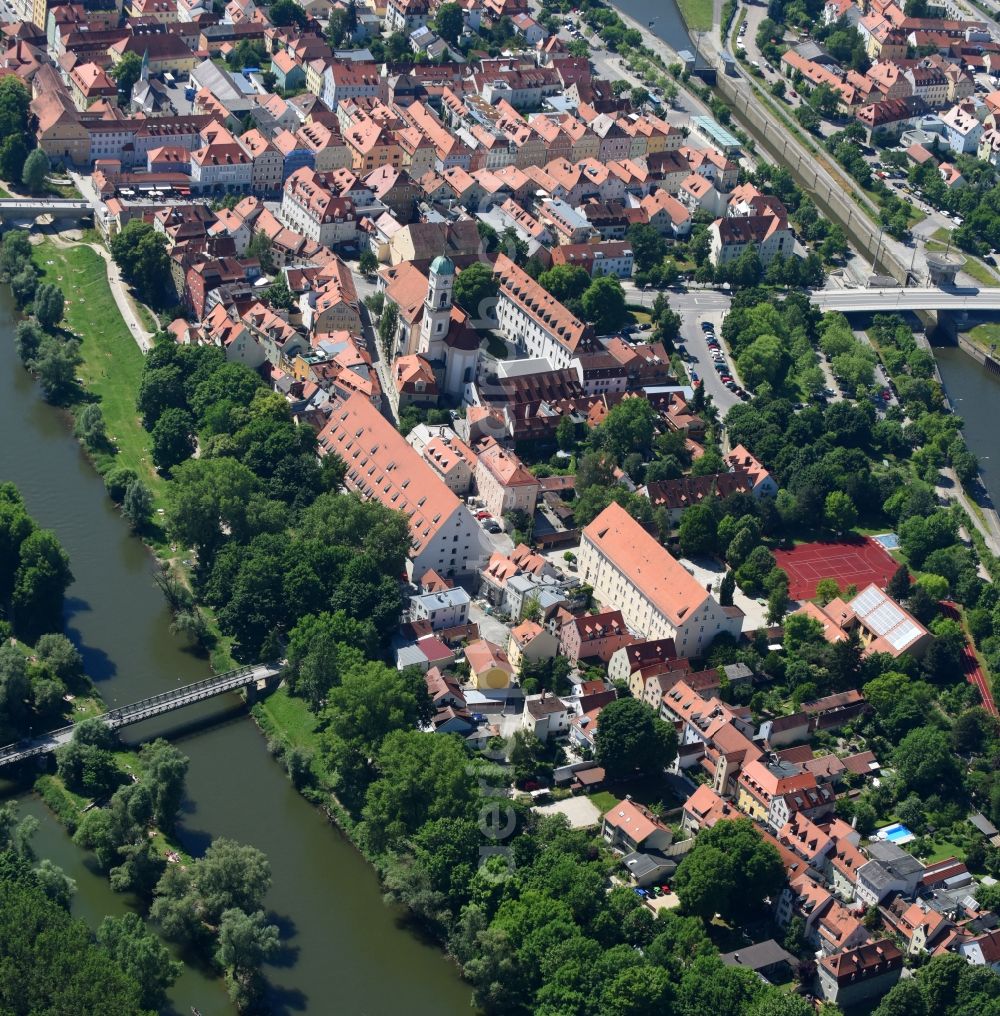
[475,510,492,520]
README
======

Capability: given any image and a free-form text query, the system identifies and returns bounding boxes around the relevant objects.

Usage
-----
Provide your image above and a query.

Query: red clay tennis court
[773,537,898,601]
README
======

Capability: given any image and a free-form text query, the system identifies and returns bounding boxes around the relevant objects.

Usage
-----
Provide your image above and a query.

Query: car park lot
[677,299,744,417]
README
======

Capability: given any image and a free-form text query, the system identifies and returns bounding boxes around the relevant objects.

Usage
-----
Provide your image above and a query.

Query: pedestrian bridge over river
[0,663,282,769]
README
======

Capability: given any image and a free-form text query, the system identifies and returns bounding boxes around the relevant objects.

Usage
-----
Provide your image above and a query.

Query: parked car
[483,521,501,534]
[700,321,714,331]
[475,510,492,520]
[690,370,699,381]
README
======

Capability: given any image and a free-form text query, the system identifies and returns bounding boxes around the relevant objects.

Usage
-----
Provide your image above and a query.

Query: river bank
[936,342,1000,542]
[609,0,691,59]
[0,239,474,1014]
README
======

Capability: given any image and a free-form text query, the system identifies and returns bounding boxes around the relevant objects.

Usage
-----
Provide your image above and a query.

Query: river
[935,345,1000,510]
[0,286,472,1016]
[609,0,695,55]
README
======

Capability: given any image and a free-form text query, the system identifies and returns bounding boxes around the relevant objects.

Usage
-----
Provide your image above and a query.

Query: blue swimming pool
[878,822,915,844]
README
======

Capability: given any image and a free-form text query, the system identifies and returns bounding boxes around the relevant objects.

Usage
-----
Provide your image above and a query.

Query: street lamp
[872,224,885,275]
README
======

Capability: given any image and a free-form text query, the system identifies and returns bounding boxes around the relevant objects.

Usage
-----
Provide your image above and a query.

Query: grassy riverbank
[30,238,163,500]
[28,234,238,672]
[252,688,342,804]
[676,0,713,32]
[968,322,1000,352]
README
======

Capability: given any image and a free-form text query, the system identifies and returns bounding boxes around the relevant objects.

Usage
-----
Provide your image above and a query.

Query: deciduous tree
[433,0,463,42]
[32,335,79,403]
[581,275,627,334]
[594,698,677,779]
[151,407,195,471]
[110,52,143,102]
[453,262,498,320]
[21,148,48,194]
[97,913,180,1011]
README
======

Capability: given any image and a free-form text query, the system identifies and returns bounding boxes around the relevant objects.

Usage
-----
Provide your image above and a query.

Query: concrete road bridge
[0,199,92,222]
[0,663,282,769]
[810,287,1000,315]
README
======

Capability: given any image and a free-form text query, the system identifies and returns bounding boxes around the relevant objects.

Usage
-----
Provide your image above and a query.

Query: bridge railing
[103,666,266,721]
[0,665,280,764]
[107,666,274,729]
[0,724,75,765]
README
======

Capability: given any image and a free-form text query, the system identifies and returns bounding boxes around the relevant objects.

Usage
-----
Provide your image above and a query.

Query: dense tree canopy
[0,485,73,644]
[594,698,678,779]
[109,221,172,307]
[453,262,498,319]
[674,819,785,923]
[0,851,151,1015]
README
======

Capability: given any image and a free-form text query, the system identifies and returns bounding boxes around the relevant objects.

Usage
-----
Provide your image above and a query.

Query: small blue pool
[877,822,915,845]
[873,533,900,550]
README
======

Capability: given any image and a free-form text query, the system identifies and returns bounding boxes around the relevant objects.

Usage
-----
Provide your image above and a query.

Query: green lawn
[925,241,998,287]
[44,180,82,200]
[69,694,106,720]
[254,686,335,787]
[136,302,160,336]
[968,322,1000,353]
[676,0,714,32]
[257,686,321,753]
[31,239,164,502]
[920,837,967,864]
[588,790,620,814]
[587,774,684,816]
[928,227,997,285]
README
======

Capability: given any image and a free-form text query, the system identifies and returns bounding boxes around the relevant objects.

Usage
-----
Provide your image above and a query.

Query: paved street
[718,6,995,289]
[666,290,743,417]
[532,1,716,126]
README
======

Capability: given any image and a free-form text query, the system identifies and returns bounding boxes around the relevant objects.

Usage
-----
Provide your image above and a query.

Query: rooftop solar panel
[852,586,883,615]
[867,601,905,635]
[886,621,921,651]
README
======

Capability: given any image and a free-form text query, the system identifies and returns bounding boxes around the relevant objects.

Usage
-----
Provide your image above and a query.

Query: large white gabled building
[578,502,743,657]
[317,393,489,579]
[492,253,596,367]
